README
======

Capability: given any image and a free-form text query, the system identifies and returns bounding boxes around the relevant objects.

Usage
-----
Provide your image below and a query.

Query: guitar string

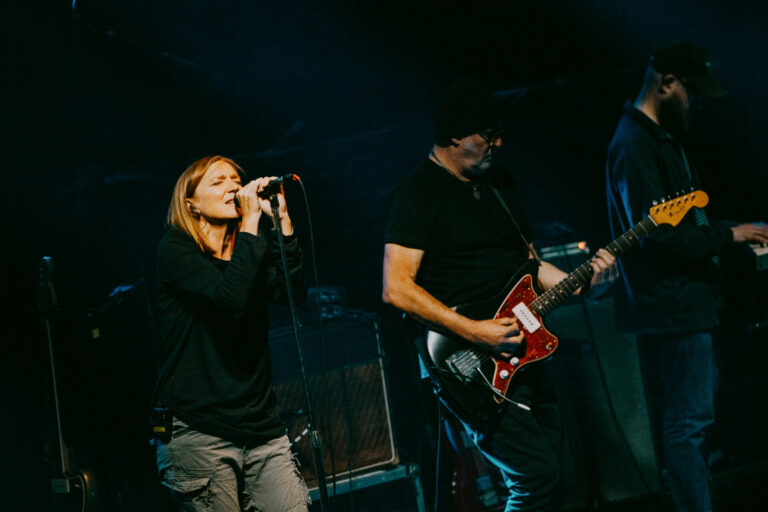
[532,216,656,315]
[515,203,675,317]
[441,212,667,415]
[456,217,658,407]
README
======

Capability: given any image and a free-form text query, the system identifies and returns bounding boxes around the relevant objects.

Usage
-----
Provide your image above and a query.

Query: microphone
[233,173,299,207]
[258,173,299,198]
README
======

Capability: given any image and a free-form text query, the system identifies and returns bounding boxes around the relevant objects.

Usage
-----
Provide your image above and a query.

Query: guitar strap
[488,184,541,265]
[489,185,595,296]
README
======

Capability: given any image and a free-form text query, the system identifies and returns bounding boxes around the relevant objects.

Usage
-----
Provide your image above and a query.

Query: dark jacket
[606,105,733,334]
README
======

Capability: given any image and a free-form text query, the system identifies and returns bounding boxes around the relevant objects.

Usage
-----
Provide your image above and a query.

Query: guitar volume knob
[500,369,510,379]
[510,357,520,366]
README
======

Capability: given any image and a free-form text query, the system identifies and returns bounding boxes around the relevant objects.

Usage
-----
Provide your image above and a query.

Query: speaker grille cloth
[274,361,396,488]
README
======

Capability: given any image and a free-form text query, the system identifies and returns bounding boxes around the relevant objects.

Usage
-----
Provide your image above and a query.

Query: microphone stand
[269,194,331,512]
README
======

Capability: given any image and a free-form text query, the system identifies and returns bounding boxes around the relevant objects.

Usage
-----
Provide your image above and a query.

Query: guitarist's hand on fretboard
[586,248,619,297]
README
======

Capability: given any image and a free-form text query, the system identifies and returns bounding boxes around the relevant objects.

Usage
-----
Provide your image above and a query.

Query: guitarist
[606,41,768,512]
[383,77,617,512]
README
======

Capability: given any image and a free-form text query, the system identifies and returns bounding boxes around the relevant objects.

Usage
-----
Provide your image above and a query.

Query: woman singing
[153,156,309,511]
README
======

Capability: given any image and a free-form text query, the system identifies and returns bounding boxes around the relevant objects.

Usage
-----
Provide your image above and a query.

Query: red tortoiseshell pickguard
[490,273,558,402]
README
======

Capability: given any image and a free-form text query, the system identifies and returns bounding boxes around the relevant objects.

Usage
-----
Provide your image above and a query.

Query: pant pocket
[160,467,215,503]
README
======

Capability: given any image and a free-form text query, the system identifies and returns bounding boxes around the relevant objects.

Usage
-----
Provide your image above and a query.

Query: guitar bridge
[446,350,483,384]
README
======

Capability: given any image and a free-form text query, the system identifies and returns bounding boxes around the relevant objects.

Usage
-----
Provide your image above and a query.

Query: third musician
[606,41,768,512]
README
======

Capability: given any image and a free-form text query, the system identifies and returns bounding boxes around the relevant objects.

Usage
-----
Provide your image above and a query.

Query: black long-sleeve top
[606,105,734,334]
[155,226,305,445]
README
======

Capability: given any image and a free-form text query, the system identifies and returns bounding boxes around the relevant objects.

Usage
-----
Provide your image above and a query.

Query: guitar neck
[531,216,657,315]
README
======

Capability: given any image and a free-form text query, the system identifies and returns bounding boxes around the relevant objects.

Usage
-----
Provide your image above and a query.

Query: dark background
[3,1,767,510]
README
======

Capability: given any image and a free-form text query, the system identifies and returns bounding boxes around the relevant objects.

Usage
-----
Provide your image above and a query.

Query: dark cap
[650,40,725,96]
[433,77,506,142]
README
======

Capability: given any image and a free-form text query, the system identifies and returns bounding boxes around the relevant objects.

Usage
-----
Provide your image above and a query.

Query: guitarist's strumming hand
[468,317,524,359]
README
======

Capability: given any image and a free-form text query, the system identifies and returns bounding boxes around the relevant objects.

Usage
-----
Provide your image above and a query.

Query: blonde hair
[166,156,244,253]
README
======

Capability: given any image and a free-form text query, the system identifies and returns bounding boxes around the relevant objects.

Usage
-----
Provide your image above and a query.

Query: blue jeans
[638,331,716,512]
[461,368,568,512]
[155,418,310,512]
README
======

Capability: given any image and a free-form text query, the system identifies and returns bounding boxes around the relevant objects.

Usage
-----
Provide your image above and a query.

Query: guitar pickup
[512,303,541,333]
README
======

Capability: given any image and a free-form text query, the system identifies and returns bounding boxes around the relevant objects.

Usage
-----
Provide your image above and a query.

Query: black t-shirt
[385,160,532,306]
[155,227,305,446]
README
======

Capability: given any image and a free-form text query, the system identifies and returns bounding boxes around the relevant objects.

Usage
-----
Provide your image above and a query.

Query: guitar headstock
[649,190,709,227]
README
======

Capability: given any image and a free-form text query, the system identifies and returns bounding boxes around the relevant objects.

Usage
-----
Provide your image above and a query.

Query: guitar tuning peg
[652,199,659,206]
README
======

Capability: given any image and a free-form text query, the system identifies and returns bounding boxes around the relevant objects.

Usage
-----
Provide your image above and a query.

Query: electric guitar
[419,190,709,422]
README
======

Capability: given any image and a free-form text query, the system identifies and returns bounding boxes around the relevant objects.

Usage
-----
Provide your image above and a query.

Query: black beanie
[433,77,505,142]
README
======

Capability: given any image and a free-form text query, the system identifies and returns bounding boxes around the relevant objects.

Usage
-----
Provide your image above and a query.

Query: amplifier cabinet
[269,312,398,490]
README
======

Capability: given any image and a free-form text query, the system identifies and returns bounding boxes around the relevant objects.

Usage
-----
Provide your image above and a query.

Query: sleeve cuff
[714,221,735,249]
[236,231,269,253]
